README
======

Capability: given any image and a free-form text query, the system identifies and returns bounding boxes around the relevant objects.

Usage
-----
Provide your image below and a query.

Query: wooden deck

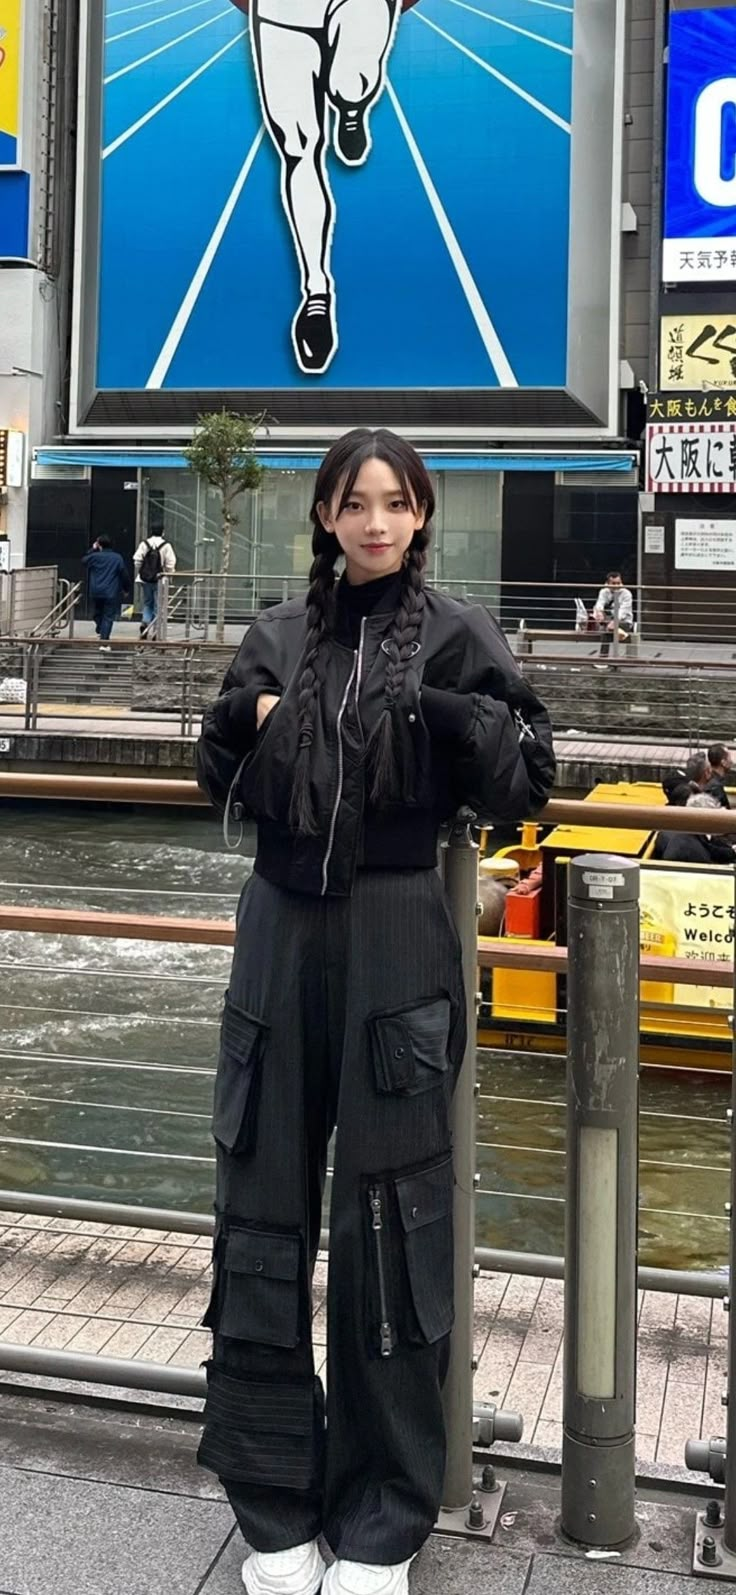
[0,1212,724,1470]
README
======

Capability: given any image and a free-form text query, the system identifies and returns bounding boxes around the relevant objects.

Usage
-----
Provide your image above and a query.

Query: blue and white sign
[663,5,736,283]
[72,0,623,426]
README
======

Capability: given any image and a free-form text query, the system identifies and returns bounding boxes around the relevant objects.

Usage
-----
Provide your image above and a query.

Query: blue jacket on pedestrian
[83,549,131,601]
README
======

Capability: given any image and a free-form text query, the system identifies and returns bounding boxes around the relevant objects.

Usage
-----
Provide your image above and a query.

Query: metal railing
[3,635,736,746]
[0,566,58,637]
[154,573,736,657]
[2,790,736,1538]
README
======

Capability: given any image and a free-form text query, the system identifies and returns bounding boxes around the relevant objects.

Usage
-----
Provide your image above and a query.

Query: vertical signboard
[663,4,736,283]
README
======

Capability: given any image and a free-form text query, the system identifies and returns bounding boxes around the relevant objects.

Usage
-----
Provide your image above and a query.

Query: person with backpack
[82,537,131,651]
[196,428,555,1595]
[134,532,176,637]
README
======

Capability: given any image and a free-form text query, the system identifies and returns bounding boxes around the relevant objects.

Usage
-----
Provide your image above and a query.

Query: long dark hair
[289,428,435,835]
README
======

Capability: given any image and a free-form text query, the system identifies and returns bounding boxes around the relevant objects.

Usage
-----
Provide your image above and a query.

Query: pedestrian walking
[82,537,131,651]
[196,428,555,1595]
[134,531,176,637]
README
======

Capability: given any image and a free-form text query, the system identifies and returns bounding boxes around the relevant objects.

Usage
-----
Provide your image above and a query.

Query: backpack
[139,539,167,583]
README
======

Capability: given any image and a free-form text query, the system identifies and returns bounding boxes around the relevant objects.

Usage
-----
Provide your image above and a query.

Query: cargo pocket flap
[225,1229,299,1282]
[396,1157,454,1234]
[371,995,451,1095]
[213,997,268,1157]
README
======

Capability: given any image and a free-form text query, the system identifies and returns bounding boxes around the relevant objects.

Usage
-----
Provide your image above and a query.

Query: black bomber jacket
[196,584,556,897]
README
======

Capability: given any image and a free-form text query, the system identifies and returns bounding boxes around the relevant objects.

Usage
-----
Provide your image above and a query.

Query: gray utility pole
[561,854,640,1548]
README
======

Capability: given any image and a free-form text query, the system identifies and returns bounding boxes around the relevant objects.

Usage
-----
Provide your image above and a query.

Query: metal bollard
[441,814,480,1515]
[561,854,639,1548]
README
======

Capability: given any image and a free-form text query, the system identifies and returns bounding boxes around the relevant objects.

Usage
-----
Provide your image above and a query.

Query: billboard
[663,4,736,283]
[72,0,623,428]
[646,419,736,493]
[660,312,736,391]
[0,0,21,166]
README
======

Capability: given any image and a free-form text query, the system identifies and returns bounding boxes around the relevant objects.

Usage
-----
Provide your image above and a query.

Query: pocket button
[254,1260,264,1273]
[394,1046,406,1060]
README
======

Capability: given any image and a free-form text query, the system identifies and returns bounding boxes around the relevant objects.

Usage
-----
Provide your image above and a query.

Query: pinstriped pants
[198,867,466,1564]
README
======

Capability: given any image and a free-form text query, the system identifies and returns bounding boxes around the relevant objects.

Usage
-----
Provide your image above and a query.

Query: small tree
[184,409,264,642]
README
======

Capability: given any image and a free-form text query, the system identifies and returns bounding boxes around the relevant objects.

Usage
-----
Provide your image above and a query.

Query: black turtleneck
[334,569,404,649]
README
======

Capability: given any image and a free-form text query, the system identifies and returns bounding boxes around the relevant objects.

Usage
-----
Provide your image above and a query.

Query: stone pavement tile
[101,1321,156,1359]
[169,1329,210,1367]
[3,1309,54,1345]
[312,1257,328,1306]
[474,1324,525,1404]
[639,1292,677,1332]
[525,1555,725,1595]
[103,1273,162,1316]
[473,1272,511,1358]
[675,1295,713,1339]
[539,1338,564,1423]
[0,1464,233,1595]
[0,1306,20,1336]
[635,1432,659,1463]
[2,1259,71,1308]
[64,1317,122,1354]
[135,1326,190,1364]
[533,1418,562,1449]
[49,1232,96,1261]
[59,1270,129,1317]
[657,1355,707,1464]
[29,1313,89,1351]
[139,1275,204,1325]
[500,1275,543,1324]
[503,1361,554,1435]
[700,1345,728,1438]
[710,1297,729,1340]
[635,1348,669,1436]
[162,1278,211,1327]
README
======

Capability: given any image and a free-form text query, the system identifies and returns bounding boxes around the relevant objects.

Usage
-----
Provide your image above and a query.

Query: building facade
[5,0,661,606]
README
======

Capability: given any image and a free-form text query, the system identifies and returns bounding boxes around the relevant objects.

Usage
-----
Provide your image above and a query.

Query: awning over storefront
[35,448,638,474]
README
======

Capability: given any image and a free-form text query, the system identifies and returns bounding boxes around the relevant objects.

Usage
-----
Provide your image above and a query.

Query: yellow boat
[477,781,734,1072]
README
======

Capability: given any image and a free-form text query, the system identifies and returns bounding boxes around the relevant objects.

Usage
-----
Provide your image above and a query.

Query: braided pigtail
[367,530,429,807]
[288,533,338,835]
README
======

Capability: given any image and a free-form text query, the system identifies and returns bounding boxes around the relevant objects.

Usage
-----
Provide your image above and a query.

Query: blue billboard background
[663,5,736,278]
[97,0,573,391]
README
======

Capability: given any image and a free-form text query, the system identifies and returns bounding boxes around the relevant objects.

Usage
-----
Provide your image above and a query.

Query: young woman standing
[196,429,555,1595]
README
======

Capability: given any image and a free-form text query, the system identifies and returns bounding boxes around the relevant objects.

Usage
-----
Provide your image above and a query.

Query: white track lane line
[106,0,219,44]
[102,26,247,157]
[105,6,232,85]
[439,0,571,54]
[413,10,571,132]
[108,0,188,19]
[146,126,265,388]
[386,79,517,387]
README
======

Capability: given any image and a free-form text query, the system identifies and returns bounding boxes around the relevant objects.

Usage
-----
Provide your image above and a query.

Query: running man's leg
[251,10,338,373]
[327,0,400,164]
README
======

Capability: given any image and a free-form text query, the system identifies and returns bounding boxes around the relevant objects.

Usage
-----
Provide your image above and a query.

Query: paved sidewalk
[0,1212,725,1467]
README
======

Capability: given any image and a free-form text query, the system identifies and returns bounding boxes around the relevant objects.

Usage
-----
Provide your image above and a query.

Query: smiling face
[317,456,426,586]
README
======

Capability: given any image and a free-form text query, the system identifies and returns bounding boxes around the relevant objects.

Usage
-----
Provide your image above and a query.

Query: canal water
[0,806,729,1272]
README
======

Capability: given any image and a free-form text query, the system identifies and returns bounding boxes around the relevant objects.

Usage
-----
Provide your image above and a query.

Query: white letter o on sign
[694,77,736,207]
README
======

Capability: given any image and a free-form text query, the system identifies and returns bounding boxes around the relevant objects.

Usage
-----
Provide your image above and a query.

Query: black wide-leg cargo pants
[198,866,466,1565]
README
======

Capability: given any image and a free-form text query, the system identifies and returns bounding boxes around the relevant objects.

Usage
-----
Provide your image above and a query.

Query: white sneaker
[99,645,112,653]
[242,1540,326,1595]
[322,1558,414,1595]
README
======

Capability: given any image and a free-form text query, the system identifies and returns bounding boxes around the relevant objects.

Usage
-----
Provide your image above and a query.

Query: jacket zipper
[354,616,366,730]
[369,1186,394,1357]
[321,652,359,897]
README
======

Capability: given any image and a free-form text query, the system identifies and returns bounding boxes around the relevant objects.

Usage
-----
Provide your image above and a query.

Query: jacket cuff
[421,685,476,744]
[221,683,262,746]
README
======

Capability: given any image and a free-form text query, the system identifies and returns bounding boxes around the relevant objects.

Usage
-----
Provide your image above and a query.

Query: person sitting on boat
[656,793,734,867]
[705,743,733,809]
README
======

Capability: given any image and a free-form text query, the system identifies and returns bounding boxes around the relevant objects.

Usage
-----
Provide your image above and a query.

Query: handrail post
[158,576,169,643]
[689,863,736,1575]
[561,853,639,1548]
[611,589,621,659]
[441,812,480,1513]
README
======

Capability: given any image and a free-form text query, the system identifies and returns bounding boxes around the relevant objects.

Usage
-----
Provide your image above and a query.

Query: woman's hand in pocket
[256,693,280,730]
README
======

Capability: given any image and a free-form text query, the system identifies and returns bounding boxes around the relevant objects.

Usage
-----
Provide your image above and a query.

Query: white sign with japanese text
[646,421,736,493]
[675,518,736,570]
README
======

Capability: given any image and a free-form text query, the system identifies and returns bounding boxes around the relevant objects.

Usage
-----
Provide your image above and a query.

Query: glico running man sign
[71,0,624,429]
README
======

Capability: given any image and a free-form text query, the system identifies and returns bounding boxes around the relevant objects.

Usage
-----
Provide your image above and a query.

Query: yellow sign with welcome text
[0,0,21,167]
[641,865,734,1010]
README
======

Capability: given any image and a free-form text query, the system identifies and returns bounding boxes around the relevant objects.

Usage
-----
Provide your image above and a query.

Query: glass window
[433,472,502,606]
